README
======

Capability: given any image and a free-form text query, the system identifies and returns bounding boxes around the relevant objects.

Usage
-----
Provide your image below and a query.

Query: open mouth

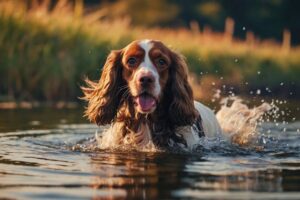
[134,93,157,113]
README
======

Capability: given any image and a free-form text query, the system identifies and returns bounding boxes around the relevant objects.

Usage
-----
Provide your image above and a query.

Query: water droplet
[280,82,284,86]
[257,71,261,75]
[213,89,221,99]
[242,26,246,31]
[283,128,286,132]
[60,119,67,123]
[256,89,261,95]
[234,58,239,63]
[29,121,40,126]
[265,87,272,93]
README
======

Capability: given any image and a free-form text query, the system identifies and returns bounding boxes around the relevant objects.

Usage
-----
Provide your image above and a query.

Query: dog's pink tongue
[137,95,156,111]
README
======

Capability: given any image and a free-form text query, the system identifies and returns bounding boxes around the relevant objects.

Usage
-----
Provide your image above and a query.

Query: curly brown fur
[81,50,125,125]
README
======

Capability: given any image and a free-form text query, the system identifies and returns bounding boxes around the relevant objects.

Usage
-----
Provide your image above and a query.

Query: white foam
[216,97,275,145]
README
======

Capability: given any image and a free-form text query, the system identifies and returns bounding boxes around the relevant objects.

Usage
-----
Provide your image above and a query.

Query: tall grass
[0,1,299,103]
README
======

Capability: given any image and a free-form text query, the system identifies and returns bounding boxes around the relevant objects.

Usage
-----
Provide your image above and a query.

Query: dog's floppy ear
[167,51,198,127]
[81,50,125,125]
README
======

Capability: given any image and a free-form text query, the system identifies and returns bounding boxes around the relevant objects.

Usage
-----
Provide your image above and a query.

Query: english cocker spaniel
[82,39,221,149]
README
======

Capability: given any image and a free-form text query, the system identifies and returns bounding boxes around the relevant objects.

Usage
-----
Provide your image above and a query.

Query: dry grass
[0,0,299,103]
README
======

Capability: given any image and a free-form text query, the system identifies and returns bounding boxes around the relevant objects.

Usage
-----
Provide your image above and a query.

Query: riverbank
[0,1,299,102]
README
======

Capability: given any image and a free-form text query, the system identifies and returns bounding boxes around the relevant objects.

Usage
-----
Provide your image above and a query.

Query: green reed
[0,1,299,102]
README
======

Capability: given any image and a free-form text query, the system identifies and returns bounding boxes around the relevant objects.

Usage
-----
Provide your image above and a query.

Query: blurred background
[0,0,299,108]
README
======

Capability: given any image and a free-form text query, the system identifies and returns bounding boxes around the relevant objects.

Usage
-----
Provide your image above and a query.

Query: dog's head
[82,39,197,127]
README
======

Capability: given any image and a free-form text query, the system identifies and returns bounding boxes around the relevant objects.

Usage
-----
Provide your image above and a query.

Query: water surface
[0,104,300,199]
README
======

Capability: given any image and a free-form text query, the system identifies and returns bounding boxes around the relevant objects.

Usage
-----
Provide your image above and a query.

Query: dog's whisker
[117,85,129,96]
[120,89,131,102]
[119,85,129,91]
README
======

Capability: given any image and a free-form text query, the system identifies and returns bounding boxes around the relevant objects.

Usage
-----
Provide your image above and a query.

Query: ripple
[0,121,300,200]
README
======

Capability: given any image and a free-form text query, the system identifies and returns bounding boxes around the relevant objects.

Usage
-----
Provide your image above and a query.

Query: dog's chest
[149,116,205,149]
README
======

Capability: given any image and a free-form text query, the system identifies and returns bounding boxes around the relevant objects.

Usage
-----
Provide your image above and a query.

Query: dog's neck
[114,100,188,148]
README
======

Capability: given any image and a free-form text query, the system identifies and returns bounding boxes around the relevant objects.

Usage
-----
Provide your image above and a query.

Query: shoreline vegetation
[0,1,299,109]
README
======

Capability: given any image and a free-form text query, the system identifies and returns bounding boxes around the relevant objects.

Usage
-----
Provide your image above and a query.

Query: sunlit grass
[0,1,299,103]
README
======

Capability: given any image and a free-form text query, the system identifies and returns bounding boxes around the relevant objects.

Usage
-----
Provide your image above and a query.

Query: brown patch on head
[148,41,172,91]
[121,41,145,83]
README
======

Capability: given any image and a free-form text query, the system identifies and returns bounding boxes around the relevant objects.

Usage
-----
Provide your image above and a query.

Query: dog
[82,39,221,149]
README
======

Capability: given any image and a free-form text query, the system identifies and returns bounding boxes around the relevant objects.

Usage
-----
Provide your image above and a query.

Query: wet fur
[82,41,198,148]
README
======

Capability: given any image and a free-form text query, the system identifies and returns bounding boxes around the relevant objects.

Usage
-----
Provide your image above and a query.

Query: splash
[216,97,277,146]
[95,123,159,152]
[93,97,279,151]
[84,96,280,152]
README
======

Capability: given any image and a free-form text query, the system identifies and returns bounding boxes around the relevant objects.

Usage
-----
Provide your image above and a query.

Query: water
[0,99,300,200]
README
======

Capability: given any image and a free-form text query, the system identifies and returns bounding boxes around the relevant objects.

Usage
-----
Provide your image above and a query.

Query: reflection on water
[0,108,87,132]
[0,103,300,199]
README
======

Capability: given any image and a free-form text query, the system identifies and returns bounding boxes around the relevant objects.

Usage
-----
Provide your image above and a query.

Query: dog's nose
[139,75,154,84]
[137,72,155,87]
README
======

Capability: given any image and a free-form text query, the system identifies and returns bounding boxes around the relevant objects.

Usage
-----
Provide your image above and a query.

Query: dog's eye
[157,58,167,67]
[127,57,137,66]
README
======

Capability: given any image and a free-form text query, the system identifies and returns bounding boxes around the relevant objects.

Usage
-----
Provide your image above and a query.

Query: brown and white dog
[82,39,221,149]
